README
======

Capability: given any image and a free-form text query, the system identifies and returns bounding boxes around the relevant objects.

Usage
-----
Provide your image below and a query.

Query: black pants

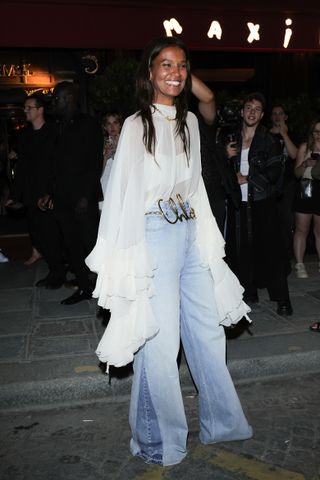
[211,199,226,236]
[27,205,65,280]
[276,179,297,259]
[226,200,290,302]
[54,205,99,291]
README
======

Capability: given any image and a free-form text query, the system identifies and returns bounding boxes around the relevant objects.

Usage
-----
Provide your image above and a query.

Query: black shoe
[36,275,51,287]
[277,301,293,316]
[45,277,65,290]
[36,273,65,289]
[63,278,78,290]
[61,289,92,305]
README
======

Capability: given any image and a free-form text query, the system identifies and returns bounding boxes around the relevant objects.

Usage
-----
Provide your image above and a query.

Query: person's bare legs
[312,214,320,265]
[24,246,42,266]
[293,212,312,277]
[293,212,312,263]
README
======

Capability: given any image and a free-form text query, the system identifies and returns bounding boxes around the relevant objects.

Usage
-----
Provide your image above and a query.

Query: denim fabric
[129,199,252,466]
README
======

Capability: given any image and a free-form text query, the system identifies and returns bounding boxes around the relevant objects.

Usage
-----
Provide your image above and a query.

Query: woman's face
[103,115,121,137]
[312,123,320,143]
[149,46,188,105]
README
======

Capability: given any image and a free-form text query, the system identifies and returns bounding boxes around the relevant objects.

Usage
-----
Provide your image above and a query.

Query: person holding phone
[293,119,320,278]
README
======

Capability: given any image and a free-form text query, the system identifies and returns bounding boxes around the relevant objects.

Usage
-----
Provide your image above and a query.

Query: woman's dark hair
[307,118,320,151]
[135,36,192,160]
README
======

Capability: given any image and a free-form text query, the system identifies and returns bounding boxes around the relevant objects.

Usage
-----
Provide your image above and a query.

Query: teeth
[166,81,180,86]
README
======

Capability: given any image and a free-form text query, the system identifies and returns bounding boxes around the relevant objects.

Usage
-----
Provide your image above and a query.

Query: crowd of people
[1,35,320,465]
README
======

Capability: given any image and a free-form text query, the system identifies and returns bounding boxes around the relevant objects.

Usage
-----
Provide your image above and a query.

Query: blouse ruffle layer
[86,238,159,368]
[192,178,251,327]
[86,111,250,370]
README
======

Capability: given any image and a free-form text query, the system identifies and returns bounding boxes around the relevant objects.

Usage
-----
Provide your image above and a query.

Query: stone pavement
[1,256,320,410]
[1,373,319,480]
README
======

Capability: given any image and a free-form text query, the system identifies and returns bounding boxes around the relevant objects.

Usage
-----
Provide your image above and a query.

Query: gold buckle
[158,194,196,224]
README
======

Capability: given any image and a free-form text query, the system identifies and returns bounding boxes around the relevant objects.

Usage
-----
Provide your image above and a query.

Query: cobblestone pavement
[1,373,319,480]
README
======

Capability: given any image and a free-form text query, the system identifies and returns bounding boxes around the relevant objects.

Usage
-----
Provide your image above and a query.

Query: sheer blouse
[86,104,250,369]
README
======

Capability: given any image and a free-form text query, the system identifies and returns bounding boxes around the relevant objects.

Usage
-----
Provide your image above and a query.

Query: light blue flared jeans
[129,200,252,466]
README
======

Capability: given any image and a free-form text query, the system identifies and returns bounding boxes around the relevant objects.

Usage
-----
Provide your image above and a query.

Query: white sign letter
[283,18,293,48]
[207,20,222,39]
[247,22,260,43]
[163,18,183,37]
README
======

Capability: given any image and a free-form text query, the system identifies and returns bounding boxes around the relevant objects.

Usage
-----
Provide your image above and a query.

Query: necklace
[153,105,176,122]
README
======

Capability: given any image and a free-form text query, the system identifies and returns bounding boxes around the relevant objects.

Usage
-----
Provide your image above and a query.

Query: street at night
[1,374,319,480]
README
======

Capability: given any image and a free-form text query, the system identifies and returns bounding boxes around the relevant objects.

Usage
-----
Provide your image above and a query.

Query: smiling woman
[149,46,187,105]
[86,36,252,467]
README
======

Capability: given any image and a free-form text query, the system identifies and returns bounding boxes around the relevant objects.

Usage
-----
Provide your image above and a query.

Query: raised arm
[278,122,298,159]
[191,74,216,125]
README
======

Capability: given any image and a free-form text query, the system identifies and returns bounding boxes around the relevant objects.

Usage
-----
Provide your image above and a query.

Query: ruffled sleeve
[86,115,159,369]
[191,177,251,326]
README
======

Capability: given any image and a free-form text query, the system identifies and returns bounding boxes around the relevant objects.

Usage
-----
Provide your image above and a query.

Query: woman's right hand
[302,157,317,168]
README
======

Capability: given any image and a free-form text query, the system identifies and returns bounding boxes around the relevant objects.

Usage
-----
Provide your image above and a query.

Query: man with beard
[39,82,103,304]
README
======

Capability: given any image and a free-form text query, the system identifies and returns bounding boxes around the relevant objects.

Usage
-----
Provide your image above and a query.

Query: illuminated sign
[163,18,183,37]
[164,17,298,49]
[0,63,32,81]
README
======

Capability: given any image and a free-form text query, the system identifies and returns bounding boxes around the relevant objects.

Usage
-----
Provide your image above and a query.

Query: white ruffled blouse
[86,104,250,369]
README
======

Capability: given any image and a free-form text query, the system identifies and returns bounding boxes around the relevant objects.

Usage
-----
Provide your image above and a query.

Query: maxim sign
[164,17,301,49]
[0,64,32,80]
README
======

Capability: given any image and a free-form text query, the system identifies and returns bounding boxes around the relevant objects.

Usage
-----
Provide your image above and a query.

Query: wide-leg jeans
[129,202,252,466]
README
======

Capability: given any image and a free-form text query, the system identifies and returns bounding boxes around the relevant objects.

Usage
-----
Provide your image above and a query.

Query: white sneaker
[295,262,308,278]
[0,250,9,263]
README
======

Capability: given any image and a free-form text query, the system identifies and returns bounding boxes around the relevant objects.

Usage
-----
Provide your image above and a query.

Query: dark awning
[1,0,320,51]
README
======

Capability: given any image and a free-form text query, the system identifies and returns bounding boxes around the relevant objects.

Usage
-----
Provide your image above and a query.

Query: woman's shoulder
[122,112,142,127]
[187,111,199,132]
[187,111,198,124]
[120,112,144,136]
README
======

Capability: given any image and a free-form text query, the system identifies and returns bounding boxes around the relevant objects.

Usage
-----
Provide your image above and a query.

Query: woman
[293,119,320,278]
[99,112,123,209]
[86,37,252,466]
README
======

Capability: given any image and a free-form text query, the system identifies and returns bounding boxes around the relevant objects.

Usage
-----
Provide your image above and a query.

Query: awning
[1,0,320,51]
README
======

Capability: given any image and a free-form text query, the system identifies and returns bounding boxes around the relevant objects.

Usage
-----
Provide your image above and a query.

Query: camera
[217,101,242,146]
[218,101,242,128]
[226,133,236,144]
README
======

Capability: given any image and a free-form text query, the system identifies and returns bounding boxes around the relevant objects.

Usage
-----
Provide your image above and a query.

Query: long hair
[135,36,192,160]
[307,118,320,152]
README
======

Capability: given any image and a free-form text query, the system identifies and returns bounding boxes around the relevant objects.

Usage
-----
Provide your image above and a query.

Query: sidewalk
[1,255,320,410]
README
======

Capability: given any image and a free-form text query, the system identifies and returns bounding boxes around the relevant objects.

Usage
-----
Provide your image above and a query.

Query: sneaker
[295,262,308,278]
[0,250,9,263]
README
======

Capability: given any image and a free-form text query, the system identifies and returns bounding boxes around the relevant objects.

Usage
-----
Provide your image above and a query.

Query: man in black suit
[39,81,103,305]
[7,93,65,288]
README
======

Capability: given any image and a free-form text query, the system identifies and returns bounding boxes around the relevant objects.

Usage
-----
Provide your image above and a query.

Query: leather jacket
[233,125,283,202]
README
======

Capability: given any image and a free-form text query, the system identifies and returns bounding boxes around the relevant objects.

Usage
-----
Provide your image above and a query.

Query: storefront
[0,0,319,52]
[0,49,86,190]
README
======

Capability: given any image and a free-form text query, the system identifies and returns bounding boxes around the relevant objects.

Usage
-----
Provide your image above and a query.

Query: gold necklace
[153,105,176,122]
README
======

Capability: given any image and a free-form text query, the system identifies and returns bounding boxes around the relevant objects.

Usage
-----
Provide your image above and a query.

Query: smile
[165,80,181,86]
